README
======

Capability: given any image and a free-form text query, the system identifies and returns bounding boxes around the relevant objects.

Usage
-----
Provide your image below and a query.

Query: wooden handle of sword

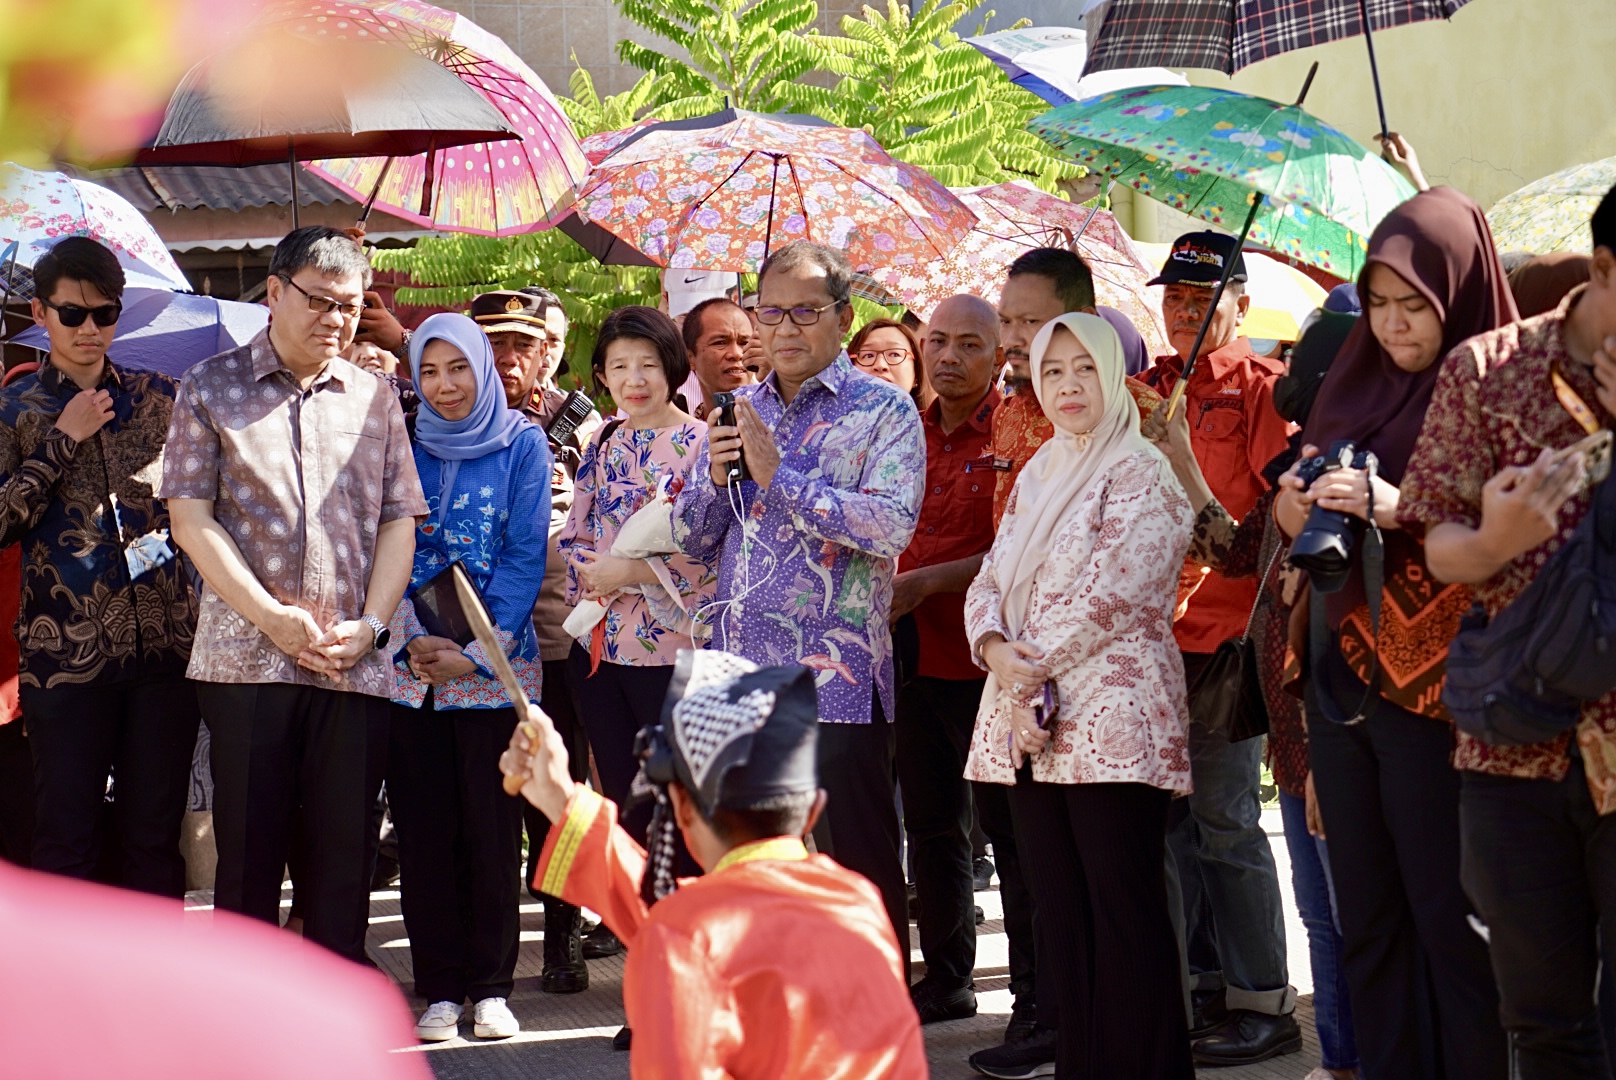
[501,721,542,796]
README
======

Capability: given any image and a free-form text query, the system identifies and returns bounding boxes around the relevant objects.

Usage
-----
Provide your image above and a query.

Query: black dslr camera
[1287,440,1380,594]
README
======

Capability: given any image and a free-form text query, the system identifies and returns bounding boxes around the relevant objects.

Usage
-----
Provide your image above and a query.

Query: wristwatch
[360,613,391,653]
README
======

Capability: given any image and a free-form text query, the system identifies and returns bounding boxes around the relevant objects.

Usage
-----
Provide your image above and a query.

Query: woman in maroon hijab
[1274,187,1513,1080]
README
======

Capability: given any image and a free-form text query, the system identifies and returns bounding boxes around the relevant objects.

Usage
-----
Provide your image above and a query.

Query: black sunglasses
[41,297,122,329]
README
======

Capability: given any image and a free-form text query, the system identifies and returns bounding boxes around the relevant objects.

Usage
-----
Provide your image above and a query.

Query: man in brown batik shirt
[162,227,426,963]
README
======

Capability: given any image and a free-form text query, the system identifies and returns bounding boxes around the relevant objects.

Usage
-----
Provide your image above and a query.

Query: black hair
[705,790,818,846]
[1592,182,1616,255]
[591,305,690,402]
[32,236,125,303]
[681,296,747,356]
[758,241,853,306]
[268,225,372,288]
[519,285,564,319]
[1006,247,1095,313]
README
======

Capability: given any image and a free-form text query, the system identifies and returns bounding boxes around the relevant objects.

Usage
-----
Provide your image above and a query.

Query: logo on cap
[505,297,524,312]
[1172,244,1225,270]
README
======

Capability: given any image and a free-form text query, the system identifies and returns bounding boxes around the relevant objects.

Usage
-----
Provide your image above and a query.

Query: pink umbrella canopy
[283,0,588,236]
[866,181,1168,356]
[574,110,978,274]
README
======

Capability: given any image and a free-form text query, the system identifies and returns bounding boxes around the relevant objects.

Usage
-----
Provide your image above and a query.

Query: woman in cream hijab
[964,312,1195,1079]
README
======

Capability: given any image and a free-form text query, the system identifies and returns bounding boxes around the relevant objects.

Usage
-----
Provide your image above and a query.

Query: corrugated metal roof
[165,229,440,252]
[84,164,354,212]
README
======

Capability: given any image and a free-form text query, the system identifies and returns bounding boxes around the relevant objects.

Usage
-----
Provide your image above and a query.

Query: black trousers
[1009,778,1193,1079]
[896,675,1036,1003]
[1461,752,1616,1079]
[0,718,36,867]
[567,644,697,876]
[812,703,911,985]
[388,700,523,1004]
[200,682,389,963]
[23,673,198,897]
[523,658,592,901]
[1308,699,1507,1079]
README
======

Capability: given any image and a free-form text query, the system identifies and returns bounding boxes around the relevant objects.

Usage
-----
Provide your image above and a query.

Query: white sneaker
[473,996,519,1039]
[415,1001,463,1042]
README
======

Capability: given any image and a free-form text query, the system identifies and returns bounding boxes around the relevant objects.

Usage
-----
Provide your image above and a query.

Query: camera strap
[1309,459,1385,725]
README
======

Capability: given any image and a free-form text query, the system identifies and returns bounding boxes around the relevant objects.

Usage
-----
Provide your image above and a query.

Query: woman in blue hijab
[387,312,553,1044]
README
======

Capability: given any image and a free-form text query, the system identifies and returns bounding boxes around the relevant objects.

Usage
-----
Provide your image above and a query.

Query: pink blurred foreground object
[0,861,430,1080]
[290,0,589,235]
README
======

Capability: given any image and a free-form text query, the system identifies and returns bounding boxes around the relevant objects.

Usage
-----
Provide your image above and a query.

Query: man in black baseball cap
[1138,230,1302,1066]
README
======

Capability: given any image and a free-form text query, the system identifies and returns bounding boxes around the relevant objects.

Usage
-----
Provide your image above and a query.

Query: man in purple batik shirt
[673,241,924,974]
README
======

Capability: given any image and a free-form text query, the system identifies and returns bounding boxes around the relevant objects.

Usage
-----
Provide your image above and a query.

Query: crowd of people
[2,157,1615,1080]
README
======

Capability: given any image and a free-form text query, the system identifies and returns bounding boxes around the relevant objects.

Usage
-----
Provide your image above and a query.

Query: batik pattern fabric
[159,330,428,699]
[559,420,716,666]
[1399,288,1616,812]
[534,787,928,1079]
[0,360,197,688]
[965,448,1195,792]
[389,429,551,710]
[672,354,925,725]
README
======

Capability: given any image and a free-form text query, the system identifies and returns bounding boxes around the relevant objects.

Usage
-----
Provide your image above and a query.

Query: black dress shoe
[582,923,623,959]
[973,856,995,891]
[1003,998,1038,1045]
[611,1025,632,1051]
[1189,987,1229,1039]
[1191,1009,1303,1067]
[909,975,977,1024]
[541,901,588,994]
[974,904,985,926]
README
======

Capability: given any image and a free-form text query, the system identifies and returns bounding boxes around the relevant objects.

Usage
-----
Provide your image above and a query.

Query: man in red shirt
[888,294,1018,1033]
[1139,232,1300,1066]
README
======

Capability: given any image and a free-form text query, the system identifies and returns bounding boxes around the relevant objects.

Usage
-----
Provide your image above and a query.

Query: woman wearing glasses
[964,313,1195,1078]
[847,318,931,410]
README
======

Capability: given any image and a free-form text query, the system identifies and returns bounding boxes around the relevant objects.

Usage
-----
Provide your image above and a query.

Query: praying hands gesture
[707,399,780,488]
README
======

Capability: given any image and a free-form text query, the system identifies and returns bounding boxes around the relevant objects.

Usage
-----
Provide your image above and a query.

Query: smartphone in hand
[1549,429,1613,492]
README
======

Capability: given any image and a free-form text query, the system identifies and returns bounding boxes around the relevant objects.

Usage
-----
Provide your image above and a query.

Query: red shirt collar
[1153,336,1259,384]
[923,387,1001,435]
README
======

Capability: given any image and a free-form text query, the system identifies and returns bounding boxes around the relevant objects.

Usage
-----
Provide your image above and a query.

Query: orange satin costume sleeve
[532,789,928,1080]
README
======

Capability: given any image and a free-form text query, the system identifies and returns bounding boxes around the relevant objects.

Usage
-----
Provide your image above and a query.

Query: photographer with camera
[1273,188,1514,1079]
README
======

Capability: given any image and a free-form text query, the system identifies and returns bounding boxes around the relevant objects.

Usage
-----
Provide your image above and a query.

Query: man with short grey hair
[162,225,428,963]
[673,240,925,972]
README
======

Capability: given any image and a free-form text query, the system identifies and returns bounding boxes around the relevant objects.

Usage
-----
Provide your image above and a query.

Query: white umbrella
[964,26,1187,107]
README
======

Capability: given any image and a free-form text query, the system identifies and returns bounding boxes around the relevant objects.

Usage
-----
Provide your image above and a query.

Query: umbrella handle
[1355,0,1391,139]
[1165,192,1266,421]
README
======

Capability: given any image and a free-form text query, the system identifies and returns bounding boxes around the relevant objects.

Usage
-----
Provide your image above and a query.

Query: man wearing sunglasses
[0,237,201,900]
[161,226,428,963]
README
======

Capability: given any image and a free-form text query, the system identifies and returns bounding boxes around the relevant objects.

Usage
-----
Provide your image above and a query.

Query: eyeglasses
[279,276,364,321]
[41,298,121,329]
[755,300,843,326]
[852,348,912,368]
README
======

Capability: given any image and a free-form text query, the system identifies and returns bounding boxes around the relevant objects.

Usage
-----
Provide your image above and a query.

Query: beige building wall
[432,0,897,101]
[1125,0,1616,244]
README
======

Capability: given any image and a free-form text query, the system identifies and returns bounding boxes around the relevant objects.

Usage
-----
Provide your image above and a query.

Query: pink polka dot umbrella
[275,0,588,236]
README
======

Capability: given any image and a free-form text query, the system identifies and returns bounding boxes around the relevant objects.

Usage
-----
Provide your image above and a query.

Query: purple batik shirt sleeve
[671,435,735,564]
[765,391,925,559]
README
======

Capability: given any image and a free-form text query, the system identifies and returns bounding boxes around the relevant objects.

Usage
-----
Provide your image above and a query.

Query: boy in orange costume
[502,650,926,1079]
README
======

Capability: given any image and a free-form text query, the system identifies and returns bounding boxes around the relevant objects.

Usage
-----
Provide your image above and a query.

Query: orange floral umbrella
[572,110,976,274]
[865,181,1168,356]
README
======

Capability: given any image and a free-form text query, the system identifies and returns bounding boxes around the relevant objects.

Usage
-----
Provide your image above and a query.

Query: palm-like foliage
[777,0,1084,190]
[615,0,822,116]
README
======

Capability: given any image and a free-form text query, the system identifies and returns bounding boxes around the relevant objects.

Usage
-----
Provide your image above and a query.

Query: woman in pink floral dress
[965,312,1195,1079]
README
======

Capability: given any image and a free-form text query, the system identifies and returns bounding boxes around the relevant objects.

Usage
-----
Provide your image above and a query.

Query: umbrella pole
[358,157,395,229]
[1356,0,1391,139]
[1163,192,1265,421]
[763,154,779,264]
[288,138,300,230]
[420,137,439,219]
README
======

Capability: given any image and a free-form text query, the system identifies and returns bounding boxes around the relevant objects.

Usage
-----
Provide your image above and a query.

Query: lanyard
[1551,361,1604,436]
